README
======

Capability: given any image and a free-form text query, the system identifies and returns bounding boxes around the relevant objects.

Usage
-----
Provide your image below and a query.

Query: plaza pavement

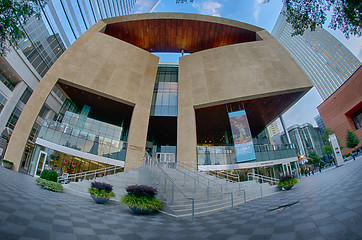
[0,157,361,240]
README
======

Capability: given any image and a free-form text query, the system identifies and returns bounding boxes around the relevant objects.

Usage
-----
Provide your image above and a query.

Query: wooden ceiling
[104,19,257,53]
[195,91,305,137]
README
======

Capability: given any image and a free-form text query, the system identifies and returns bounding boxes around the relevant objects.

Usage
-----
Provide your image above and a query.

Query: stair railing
[247,172,279,185]
[175,161,246,203]
[57,165,124,184]
[176,161,241,184]
[146,160,196,221]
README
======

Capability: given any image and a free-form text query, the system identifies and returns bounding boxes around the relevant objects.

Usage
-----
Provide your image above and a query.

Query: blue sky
[135,0,361,130]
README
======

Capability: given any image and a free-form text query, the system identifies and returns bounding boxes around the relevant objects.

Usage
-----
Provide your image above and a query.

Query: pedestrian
[352,154,355,161]
[305,169,308,177]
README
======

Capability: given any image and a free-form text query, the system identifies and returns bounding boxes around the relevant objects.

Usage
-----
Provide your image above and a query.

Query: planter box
[3,162,13,169]
[90,194,110,204]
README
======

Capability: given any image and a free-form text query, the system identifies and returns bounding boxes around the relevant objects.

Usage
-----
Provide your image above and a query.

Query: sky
[135,0,361,131]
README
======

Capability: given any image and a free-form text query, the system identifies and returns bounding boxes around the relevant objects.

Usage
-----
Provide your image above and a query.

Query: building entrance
[156,152,175,163]
[35,151,48,177]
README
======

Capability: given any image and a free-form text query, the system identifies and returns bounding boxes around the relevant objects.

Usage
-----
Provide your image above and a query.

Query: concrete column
[280,115,291,144]
[4,74,58,171]
[0,81,27,132]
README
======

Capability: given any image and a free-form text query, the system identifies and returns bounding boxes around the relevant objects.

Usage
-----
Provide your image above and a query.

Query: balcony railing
[197,143,297,166]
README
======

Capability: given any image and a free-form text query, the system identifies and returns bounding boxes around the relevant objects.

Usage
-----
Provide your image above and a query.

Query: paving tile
[0,157,362,240]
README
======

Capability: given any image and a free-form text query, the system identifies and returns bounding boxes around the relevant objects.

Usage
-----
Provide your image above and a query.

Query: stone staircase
[153,166,278,217]
[62,164,278,218]
[62,167,156,201]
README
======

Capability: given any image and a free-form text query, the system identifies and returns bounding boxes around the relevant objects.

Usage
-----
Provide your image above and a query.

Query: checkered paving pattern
[1,157,362,240]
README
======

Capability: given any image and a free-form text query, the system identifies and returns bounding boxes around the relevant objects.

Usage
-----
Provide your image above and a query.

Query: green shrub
[121,194,161,211]
[46,171,58,182]
[40,170,50,179]
[2,160,13,165]
[35,177,45,185]
[88,188,115,198]
[278,175,298,188]
[38,178,63,192]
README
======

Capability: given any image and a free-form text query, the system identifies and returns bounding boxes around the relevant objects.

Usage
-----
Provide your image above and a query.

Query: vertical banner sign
[228,110,256,162]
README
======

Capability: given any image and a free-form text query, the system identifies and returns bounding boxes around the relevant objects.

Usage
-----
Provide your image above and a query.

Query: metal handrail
[175,161,246,203]
[177,161,247,189]
[57,157,145,184]
[247,173,279,185]
[147,160,196,221]
[57,165,123,183]
[177,160,241,182]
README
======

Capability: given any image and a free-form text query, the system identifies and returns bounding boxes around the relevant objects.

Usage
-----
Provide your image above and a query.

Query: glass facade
[351,108,362,130]
[0,68,17,91]
[150,65,178,117]
[28,145,113,176]
[272,10,361,100]
[0,94,7,114]
[281,124,324,157]
[197,144,297,166]
[38,111,128,161]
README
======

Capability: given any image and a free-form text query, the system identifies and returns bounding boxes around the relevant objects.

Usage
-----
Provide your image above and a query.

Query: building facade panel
[5,13,312,175]
[318,67,362,155]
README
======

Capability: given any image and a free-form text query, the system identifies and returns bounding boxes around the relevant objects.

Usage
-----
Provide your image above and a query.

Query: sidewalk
[0,158,361,240]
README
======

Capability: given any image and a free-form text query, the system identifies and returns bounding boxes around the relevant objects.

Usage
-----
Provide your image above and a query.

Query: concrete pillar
[280,115,291,144]
[0,81,27,132]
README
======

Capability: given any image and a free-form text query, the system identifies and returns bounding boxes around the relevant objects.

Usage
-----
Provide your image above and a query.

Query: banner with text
[228,110,256,163]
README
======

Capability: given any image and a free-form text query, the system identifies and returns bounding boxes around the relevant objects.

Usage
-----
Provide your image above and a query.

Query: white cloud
[134,0,160,13]
[253,0,264,22]
[193,1,223,17]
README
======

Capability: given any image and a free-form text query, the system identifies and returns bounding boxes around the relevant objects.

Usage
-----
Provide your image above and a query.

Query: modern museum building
[4,13,312,179]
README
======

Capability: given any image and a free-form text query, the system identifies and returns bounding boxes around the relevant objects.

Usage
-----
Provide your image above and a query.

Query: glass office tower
[272,10,361,100]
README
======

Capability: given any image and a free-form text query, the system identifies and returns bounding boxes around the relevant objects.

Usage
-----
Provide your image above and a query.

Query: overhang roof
[104,15,258,53]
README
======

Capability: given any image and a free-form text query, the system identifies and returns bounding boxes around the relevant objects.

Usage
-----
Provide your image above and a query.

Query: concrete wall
[5,13,312,172]
[177,30,312,166]
[4,20,159,171]
[318,67,362,155]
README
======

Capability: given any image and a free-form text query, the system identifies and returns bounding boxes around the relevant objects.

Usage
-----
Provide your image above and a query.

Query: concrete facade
[4,13,312,172]
[318,66,362,155]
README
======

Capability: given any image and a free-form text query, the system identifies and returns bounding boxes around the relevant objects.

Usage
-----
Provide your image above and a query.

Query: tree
[307,151,321,165]
[346,129,360,151]
[0,0,46,55]
[283,0,361,38]
[321,128,334,156]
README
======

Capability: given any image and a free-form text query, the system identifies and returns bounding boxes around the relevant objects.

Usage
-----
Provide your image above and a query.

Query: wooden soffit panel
[104,19,257,53]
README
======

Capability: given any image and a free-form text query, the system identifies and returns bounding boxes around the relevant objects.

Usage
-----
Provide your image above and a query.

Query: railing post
[171,184,174,205]
[194,179,196,195]
[260,185,263,198]
[164,176,167,194]
[207,179,210,201]
[159,171,162,187]
[192,199,195,223]
[231,193,234,209]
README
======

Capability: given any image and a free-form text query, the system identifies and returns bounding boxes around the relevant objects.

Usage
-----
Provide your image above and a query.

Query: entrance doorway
[35,151,47,177]
[156,153,175,163]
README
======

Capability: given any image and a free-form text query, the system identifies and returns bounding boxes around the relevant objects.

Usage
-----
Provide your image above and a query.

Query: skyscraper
[272,10,361,100]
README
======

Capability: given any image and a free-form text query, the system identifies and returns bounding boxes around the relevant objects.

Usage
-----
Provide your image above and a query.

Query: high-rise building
[0,1,157,169]
[272,10,361,100]
[267,121,280,138]
[314,114,326,133]
[281,123,324,157]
